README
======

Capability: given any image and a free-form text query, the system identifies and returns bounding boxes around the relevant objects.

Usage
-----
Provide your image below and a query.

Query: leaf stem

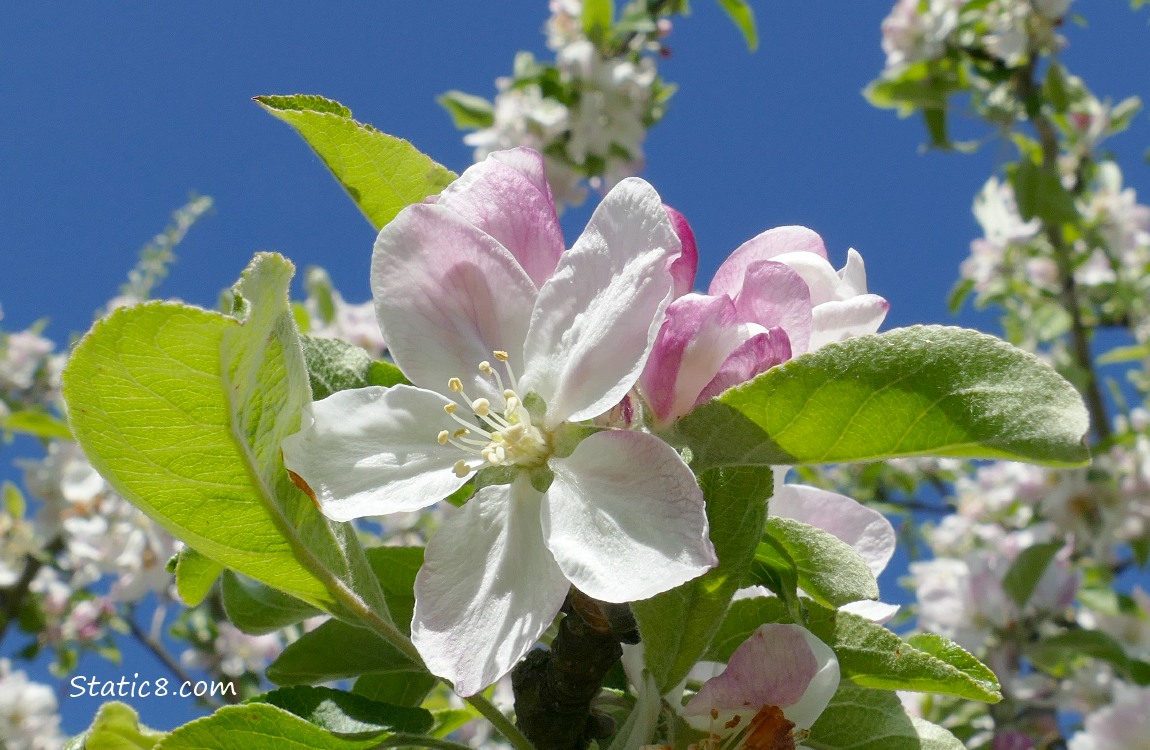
[466,693,536,750]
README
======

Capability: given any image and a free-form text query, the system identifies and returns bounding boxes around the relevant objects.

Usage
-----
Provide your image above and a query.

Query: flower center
[437,350,551,478]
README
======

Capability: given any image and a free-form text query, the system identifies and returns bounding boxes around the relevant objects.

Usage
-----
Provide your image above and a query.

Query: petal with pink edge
[542,430,715,603]
[685,624,839,731]
[695,327,792,405]
[639,293,754,428]
[731,260,814,355]
[664,205,698,297]
[436,150,564,288]
[770,483,896,576]
[708,226,827,299]
[767,251,844,306]
[411,476,569,696]
[371,204,537,401]
[281,386,468,522]
[522,177,680,426]
[808,294,889,352]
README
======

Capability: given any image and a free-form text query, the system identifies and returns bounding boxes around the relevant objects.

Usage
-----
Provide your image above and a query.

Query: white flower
[0,660,65,750]
[283,150,716,694]
[1068,681,1150,750]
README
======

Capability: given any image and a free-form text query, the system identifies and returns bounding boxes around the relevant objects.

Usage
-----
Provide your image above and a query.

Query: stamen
[444,403,457,415]
[453,460,472,478]
[492,350,520,392]
[471,398,491,416]
[437,430,450,445]
[448,377,463,393]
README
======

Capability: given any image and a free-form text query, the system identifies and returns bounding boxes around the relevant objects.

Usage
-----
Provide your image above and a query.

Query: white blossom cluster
[0,316,64,411]
[461,0,662,206]
[880,0,1072,73]
[0,659,65,750]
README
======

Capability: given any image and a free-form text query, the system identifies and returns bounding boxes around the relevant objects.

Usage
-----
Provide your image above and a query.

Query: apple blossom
[0,659,65,750]
[683,624,840,749]
[1067,682,1150,750]
[282,149,716,695]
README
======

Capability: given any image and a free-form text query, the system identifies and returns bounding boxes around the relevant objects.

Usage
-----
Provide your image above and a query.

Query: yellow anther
[453,460,471,478]
[493,350,509,361]
[444,403,458,414]
[478,361,493,374]
[448,377,464,393]
[453,428,470,439]
[503,389,516,400]
[437,430,450,445]
[472,398,491,416]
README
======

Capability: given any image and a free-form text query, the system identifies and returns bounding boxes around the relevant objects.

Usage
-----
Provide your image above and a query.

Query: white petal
[770,484,895,576]
[412,477,569,696]
[543,430,716,603]
[281,386,468,522]
[840,600,900,624]
[371,204,536,400]
[768,251,843,306]
[521,178,679,425]
[808,295,889,352]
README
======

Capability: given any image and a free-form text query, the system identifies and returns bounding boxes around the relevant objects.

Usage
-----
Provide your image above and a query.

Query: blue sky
[2,1,1149,735]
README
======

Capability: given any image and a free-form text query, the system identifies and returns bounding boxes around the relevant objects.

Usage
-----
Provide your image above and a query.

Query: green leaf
[256,94,456,230]
[222,571,322,635]
[364,546,424,637]
[0,408,73,440]
[63,253,390,621]
[709,598,1001,702]
[156,702,418,750]
[806,685,965,750]
[267,618,430,686]
[747,535,804,621]
[1097,342,1150,365]
[74,702,166,750]
[1000,541,1063,609]
[436,90,495,130]
[172,547,223,607]
[1027,629,1139,679]
[633,466,770,692]
[763,517,878,608]
[715,0,759,51]
[669,326,1090,470]
[353,672,438,709]
[1011,159,1078,226]
[299,335,408,401]
[246,685,433,735]
[923,107,948,148]
[1044,63,1071,113]
[583,0,615,35]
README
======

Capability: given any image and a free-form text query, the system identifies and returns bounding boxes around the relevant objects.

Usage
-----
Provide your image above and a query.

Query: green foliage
[171,548,223,607]
[247,686,433,734]
[583,0,615,36]
[710,598,1002,703]
[1011,160,1078,226]
[68,702,166,750]
[436,90,495,130]
[221,571,322,635]
[669,325,1090,470]
[762,517,879,608]
[1000,541,1063,609]
[353,672,438,709]
[63,253,390,620]
[364,546,424,637]
[807,685,965,749]
[633,465,770,692]
[266,618,430,686]
[299,335,408,401]
[255,94,456,230]
[0,408,72,440]
[715,0,759,51]
[747,534,804,622]
[1028,629,1150,685]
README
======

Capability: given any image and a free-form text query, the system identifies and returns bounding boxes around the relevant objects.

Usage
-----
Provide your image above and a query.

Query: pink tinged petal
[695,327,792,405]
[731,260,814,355]
[767,251,843,306]
[281,386,468,522]
[708,226,828,299]
[684,624,840,731]
[522,177,681,426]
[436,150,565,288]
[411,477,569,696]
[770,484,896,576]
[371,204,537,400]
[542,430,716,603]
[639,294,753,428]
[664,205,698,297]
[808,294,890,352]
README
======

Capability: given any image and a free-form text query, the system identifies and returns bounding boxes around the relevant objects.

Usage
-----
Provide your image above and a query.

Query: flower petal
[411,477,569,696]
[436,149,564,288]
[543,430,716,602]
[708,226,828,299]
[371,203,537,399]
[664,205,698,297]
[639,293,754,428]
[770,483,896,576]
[281,386,468,522]
[685,624,839,731]
[695,327,791,405]
[521,177,680,425]
[767,251,843,306]
[808,294,890,352]
[731,260,814,355]
[840,600,900,624]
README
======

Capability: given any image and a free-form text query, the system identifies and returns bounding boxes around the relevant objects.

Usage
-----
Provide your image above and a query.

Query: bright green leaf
[716,0,759,51]
[1000,541,1063,609]
[299,335,408,401]
[0,408,72,440]
[806,685,965,750]
[246,685,433,735]
[436,90,495,130]
[267,618,430,686]
[583,0,615,35]
[256,94,456,230]
[74,702,166,750]
[633,466,770,692]
[763,517,878,608]
[222,571,322,635]
[747,535,804,622]
[669,326,1090,470]
[172,548,223,607]
[1026,629,1143,681]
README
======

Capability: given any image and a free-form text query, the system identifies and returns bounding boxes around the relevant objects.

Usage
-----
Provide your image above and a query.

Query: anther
[448,377,463,393]
[444,403,458,415]
[472,398,491,416]
[453,460,471,478]
[437,430,450,445]
[493,351,509,361]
